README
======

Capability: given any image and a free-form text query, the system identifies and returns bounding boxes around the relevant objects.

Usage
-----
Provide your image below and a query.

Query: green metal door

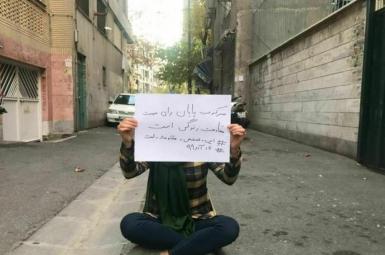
[76,54,87,130]
[358,5,385,170]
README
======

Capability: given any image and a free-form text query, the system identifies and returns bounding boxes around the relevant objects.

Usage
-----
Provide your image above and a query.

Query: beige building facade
[126,40,161,93]
[75,0,133,128]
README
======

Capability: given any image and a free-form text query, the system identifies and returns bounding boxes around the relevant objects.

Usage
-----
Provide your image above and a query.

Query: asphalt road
[119,130,385,255]
[0,127,122,255]
[208,130,385,255]
[2,127,385,255]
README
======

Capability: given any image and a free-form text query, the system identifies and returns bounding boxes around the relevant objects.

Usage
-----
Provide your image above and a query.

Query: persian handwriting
[148,122,174,130]
[142,104,229,119]
[186,144,212,151]
[135,94,231,162]
[216,140,226,146]
[146,120,224,133]
[180,137,215,144]
[215,148,225,153]
[200,122,225,133]
[176,111,186,117]
[161,107,173,117]
[144,134,177,141]
[143,112,158,116]
[178,118,198,132]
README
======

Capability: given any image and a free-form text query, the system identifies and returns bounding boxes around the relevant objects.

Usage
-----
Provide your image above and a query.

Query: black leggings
[120,212,239,255]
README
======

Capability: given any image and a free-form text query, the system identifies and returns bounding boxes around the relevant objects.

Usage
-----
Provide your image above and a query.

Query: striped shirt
[119,142,242,219]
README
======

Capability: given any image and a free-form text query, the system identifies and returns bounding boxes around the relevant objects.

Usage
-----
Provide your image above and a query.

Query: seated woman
[118,117,246,255]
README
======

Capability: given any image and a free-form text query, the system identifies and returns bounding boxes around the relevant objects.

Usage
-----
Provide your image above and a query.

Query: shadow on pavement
[120,243,228,255]
[120,244,160,255]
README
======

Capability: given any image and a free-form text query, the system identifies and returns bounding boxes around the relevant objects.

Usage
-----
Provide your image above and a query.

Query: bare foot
[160,251,169,255]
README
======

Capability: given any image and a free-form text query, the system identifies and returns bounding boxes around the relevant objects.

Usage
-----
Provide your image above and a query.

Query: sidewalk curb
[7,163,148,255]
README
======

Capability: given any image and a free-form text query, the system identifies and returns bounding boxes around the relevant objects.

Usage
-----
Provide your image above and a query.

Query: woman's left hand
[228,124,246,157]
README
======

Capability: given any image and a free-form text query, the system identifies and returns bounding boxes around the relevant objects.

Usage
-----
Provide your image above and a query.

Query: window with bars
[330,0,353,12]
[0,63,39,100]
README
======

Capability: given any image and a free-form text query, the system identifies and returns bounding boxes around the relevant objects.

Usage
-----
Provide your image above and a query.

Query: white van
[106,93,135,125]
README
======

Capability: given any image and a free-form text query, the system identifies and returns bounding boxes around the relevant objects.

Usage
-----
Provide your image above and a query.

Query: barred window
[331,0,353,12]
[0,63,38,99]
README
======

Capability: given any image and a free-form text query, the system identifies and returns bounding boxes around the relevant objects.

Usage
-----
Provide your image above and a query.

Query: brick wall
[249,1,366,158]
[1,0,76,137]
[0,0,51,139]
[49,0,75,134]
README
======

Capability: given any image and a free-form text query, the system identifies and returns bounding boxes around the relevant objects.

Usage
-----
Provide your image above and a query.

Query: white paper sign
[135,94,231,162]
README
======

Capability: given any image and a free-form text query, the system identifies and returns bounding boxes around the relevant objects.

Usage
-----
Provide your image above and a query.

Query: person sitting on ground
[118,117,246,255]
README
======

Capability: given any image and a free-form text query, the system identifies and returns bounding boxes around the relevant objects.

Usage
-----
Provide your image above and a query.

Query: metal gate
[0,62,41,142]
[357,2,385,170]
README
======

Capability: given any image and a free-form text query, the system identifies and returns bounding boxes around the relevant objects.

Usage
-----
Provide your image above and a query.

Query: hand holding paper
[117,118,138,147]
[228,124,246,157]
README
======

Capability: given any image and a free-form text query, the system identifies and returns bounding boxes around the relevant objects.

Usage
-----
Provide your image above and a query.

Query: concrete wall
[211,0,332,97]
[211,0,237,94]
[76,9,125,128]
[249,1,366,158]
[251,0,332,61]
[234,0,332,105]
[233,0,253,97]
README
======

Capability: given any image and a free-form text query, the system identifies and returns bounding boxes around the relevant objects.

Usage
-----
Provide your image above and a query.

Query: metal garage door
[0,62,41,142]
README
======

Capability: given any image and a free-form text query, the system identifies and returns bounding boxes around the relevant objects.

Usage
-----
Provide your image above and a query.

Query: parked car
[106,93,135,125]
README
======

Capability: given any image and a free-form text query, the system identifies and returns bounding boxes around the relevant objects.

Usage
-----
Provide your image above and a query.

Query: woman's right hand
[117,117,138,147]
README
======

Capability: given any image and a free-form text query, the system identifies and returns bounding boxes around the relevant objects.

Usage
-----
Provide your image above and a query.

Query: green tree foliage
[156,0,207,90]
[157,39,202,88]
[191,0,211,47]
